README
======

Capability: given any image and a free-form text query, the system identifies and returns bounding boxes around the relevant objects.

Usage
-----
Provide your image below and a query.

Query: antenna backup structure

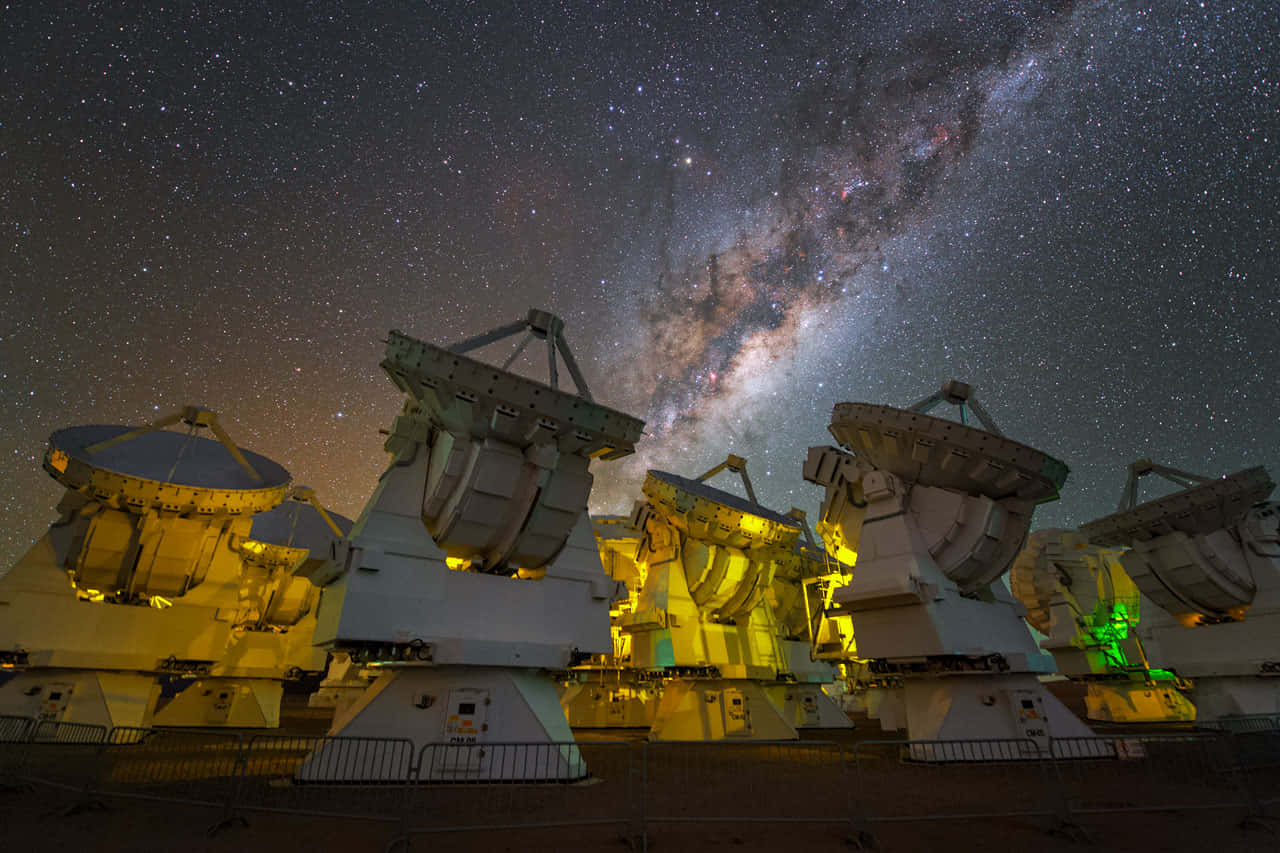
[804,381,1096,754]
[1081,460,1279,720]
[304,310,643,781]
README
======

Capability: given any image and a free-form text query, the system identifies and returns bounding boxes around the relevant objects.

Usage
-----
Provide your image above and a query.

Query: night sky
[2,2,1276,569]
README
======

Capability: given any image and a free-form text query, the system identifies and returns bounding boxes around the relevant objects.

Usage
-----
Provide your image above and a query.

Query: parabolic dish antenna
[643,468,801,550]
[828,380,1067,503]
[248,487,354,552]
[378,311,644,572]
[43,406,290,515]
[382,310,644,461]
[1081,465,1274,547]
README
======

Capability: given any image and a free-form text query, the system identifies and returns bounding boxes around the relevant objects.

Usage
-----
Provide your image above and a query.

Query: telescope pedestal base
[1187,677,1280,721]
[308,653,370,717]
[863,686,908,732]
[153,678,282,728]
[764,682,854,729]
[648,678,797,741]
[1084,681,1195,724]
[307,665,582,782]
[899,673,1095,756]
[0,670,158,730]
[561,671,658,728]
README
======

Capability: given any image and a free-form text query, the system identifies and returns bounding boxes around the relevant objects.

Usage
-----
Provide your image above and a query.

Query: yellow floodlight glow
[48,448,70,473]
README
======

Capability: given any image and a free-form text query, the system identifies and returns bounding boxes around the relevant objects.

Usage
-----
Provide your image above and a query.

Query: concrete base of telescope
[648,678,797,741]
[152,678,283,728]
[0,670,158,731]
[1187,676,1280,721]
[863,685,907,731]
[561,672,658,728]
[1084,681,1195,724]
[764,682,853,729]
[900,674,1103,759]
[307,653,370,718]
[301,664,584,782]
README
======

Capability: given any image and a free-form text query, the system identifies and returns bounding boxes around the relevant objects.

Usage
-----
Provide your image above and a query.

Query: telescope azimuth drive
[805,380,1097,756]
[304,310,643,782]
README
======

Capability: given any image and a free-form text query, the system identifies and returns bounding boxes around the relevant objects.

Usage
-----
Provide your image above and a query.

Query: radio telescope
[0,406,329,729]
[1009,529,1194,723]
[1081,460,1278,720]
[303,310,643,781]
[804,381,1096,754]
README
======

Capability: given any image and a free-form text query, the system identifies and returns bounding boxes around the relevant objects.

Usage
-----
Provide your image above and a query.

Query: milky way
[1,1,1276,565]
[593,1,1090,507]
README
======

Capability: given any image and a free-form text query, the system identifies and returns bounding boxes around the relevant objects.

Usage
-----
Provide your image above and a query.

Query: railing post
[639,740,649,852]
[624,739,640,851]
[208,731,249,837]
[1045,735,1094,843]
[0,716,36,791]
[393,741,414,853]
[1218,730,1276,832]
[64,725,111,815]
[841,742,876,850]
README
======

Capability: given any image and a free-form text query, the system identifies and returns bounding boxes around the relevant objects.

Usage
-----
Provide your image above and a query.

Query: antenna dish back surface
[1081,466,1274,547]
[643,470,800,549]
[382,329,643,460]
[44,425,290,515]
[249,501,354,552]
[828,402,1067,502]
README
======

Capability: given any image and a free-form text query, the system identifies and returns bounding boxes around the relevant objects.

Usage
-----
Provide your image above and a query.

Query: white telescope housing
[1081,462,1279,720]
[804,381,1096,755]
[306,311,643,781]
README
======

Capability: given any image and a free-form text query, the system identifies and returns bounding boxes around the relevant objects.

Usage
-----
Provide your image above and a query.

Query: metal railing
[402,741,635,842]
[1199,713,1280,734]
[1050,734,1247,817]
[0,714,36,788]
[853,739,1060,823]
[643,740,850,826]
[1225,726,1280,809]
[1,718,1275,847]
[97,727,244,815]
[12,719,107,795]
[241,734,416,822]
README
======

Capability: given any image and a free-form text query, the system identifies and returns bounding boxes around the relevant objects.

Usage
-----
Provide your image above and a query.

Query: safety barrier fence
[2,720,1278,847]
[1227,728,1280,809]
[240,734,416,822]
[852,738,1060,823]
[1198,713,1280,735]
[0,714,36,787]
[643,740,851,827]
[403,741,635,841]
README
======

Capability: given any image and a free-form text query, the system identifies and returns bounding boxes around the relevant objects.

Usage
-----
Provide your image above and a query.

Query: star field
[1,2,1276,567]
